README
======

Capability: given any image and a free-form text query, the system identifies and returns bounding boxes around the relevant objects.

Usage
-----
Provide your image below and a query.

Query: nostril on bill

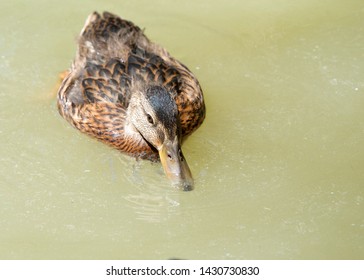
[182,182,194,191]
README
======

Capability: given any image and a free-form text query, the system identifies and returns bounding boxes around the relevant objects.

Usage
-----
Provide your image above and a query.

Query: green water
[0,0,363,259]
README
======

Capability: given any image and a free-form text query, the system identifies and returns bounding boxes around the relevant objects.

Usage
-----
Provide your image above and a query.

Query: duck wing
[76,11,152,65]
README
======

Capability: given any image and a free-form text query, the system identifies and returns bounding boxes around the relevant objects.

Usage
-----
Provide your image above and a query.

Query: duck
[57,12,205,191]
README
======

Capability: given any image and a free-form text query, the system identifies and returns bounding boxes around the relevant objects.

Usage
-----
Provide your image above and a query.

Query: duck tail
[75,12,149,64]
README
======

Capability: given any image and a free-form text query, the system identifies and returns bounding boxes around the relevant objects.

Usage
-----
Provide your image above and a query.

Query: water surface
[0,0,363,259]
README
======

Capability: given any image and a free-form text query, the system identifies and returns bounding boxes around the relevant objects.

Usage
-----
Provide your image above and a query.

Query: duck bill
[158,140,194,191]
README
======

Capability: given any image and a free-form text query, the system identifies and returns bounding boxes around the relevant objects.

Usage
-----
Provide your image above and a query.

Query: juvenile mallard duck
[57,12,205,190]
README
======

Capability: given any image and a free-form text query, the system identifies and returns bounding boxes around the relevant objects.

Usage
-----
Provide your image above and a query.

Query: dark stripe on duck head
[145,85,179,136]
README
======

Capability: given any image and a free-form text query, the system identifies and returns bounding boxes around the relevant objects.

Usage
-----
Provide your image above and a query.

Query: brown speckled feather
[57,11,205,161]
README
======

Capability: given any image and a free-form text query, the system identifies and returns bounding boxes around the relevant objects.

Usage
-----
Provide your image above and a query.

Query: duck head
[128,85,194,191]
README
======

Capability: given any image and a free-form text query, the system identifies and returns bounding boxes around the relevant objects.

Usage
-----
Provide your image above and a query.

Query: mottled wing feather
[77,12,150,64]
[81,59,131,107]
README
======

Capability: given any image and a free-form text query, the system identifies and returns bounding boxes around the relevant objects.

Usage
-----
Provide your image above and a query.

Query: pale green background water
[1,0,363,259]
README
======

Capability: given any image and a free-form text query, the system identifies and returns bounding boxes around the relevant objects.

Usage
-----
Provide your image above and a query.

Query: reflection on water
[1,0,364,259]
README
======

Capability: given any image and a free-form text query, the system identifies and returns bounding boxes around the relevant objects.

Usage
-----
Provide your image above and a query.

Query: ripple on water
[120,158,183,223]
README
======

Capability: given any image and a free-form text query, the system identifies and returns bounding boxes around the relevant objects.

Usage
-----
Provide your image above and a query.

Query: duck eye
[147,114,154,124]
